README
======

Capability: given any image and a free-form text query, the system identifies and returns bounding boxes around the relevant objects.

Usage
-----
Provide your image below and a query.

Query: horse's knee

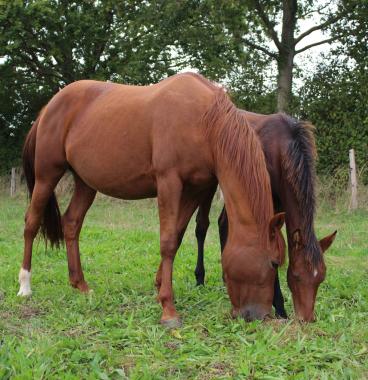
[195,218,209,239]
[195,225,208,240]
[62,214,79,241]
[160,237,178,257]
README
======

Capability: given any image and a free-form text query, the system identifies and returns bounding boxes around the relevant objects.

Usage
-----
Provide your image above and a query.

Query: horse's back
[36,75,216,199]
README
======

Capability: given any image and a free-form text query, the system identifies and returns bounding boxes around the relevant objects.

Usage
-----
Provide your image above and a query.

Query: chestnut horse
[194,107,337,322]
[18,73,286,326]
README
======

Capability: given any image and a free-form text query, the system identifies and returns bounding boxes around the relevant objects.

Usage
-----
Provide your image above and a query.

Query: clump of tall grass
[317,166,368,212]
[1,165,367,212]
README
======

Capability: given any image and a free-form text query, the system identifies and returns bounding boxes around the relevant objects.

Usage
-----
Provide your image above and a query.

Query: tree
[250,0,360,112]
[160,0,356,112]
[0,0,177,171]
[0,0,365,172]
[299,1,368,180]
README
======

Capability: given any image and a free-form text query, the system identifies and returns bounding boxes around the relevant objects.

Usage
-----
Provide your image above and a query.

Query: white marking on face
[17,268,32,296]
[313,269,318,278]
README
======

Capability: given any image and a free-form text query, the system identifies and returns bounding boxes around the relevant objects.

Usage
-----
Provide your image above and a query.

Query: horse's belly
[67,142,157,200]
[75,166,157,199]
[94,178,156,199]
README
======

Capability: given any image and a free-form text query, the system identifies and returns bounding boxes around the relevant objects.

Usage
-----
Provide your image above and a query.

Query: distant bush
[299,61,367,184]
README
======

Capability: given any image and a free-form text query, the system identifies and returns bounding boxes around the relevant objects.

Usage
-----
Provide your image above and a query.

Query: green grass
[0,193,367,379]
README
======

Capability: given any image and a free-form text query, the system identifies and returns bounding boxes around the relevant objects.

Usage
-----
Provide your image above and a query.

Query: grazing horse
[18,73,286,326]
[194,108,337,322]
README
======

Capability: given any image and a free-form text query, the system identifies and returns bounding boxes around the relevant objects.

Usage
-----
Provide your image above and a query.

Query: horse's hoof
[275,311,288,319]
[18,268,32,297]
[160,317,182,329]
[276,315,288,321]
[17,288,32,297]
[78,284,91,293]
[71,280,91,294]
[272,318,288,324]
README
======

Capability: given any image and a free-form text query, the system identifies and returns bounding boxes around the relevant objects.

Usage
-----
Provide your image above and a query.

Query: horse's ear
[269,212,285,237]
[320,230,337,253]
[291,229,302,250]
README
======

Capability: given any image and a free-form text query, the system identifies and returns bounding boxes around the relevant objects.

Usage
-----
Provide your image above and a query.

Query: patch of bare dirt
[164,341,179,350]
[19,305,43,319]
[200,362,235,380]
[121,358,135,377]
[0,310,13,319]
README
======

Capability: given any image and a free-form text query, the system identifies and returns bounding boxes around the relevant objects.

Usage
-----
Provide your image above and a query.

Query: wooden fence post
[10,167,17,197]
[349,149,358,210]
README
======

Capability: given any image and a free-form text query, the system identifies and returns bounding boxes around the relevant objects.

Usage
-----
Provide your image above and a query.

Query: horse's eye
[271,261,279,269]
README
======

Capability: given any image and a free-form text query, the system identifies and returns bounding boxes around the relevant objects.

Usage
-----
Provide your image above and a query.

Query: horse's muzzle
[239,305,271,322]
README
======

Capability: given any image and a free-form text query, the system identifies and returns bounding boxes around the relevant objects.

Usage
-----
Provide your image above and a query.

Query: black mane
[281,114,322,266]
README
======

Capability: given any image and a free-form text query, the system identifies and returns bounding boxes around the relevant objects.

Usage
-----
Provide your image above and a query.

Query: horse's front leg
[156,174,182,327]
[156,174,201,327]
[218,206,228,253]
[218,206,228,283]
[194,185,217,286]
[273,270,288,319]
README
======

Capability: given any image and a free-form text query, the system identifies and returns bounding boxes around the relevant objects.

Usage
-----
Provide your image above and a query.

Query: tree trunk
[277,0,297,113]
[277,51,294,113]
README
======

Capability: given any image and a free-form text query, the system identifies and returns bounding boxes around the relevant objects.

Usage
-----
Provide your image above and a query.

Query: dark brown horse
[18,73,286,326]
[194,108,336,322]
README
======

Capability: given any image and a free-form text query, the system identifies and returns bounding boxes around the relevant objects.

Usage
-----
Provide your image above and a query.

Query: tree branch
[90,10,115,74]
[16,34,64,82]
[295,11,347,44]
[253,0,282,50]
[241,37,278,59]
[295,36,340,54]
[300,1,333,19]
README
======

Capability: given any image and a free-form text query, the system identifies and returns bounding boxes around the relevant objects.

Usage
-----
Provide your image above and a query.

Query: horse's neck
[217,170,259,242]
[279,185,307,247]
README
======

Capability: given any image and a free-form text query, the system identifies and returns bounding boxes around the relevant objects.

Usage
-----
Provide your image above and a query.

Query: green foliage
[0,196,367,378]
[0,0,178,172]
[300,63,368,182]
[0,61,53,173]
[0,0,367,174]
[300,1,368,182]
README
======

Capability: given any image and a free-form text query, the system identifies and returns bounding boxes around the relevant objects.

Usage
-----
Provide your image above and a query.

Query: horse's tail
[22,113,64,248]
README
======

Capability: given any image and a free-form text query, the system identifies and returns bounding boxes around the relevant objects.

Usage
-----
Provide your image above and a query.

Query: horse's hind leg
[18,174,64,296]
[62,175,96,293]
[194,185,216,286]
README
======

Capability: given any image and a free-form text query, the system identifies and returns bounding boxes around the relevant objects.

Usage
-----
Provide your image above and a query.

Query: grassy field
[0,192,367,379]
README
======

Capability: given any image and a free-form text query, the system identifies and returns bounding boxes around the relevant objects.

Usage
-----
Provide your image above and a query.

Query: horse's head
[222,213,286,321]
[287,230,337,322]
